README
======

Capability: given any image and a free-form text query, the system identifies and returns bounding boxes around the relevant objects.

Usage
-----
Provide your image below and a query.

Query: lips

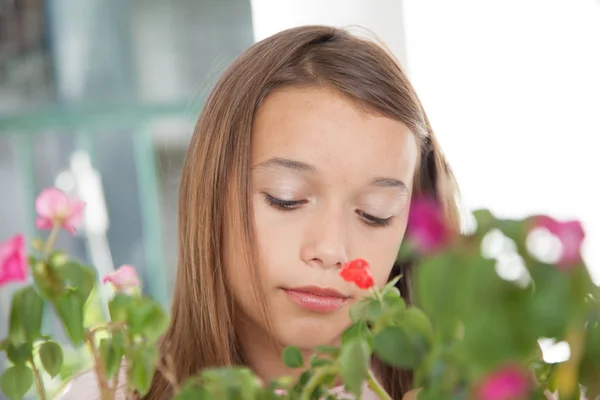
[281,286,349,313]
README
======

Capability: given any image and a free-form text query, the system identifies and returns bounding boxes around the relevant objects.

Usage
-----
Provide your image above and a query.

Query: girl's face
[225,86,418,350]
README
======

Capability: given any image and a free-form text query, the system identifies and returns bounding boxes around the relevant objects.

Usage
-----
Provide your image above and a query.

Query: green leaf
[200,367,261,400]
[0,365,33,400]
[309,355,333,368]
[282,346,304,368]
[174,383,209,400]
[404,306,434,342]
[314,345,340,357]
[39,341,63,378]
[128,345,158,396]
[109,294,135,322]
[339,339,370,396]
[414,252,465,340]
[8,286,44,344]
[349,297,385,323]
[8,290,25,343]
[53,290,85,345]
[99,337,124,379]
[528,262,571,338]
[472,209,496,236]
[126,298,169,342]
[55,262,97,303]
[342,321,370,345]
[5,342,33,366]
[19,287,44,342]
[373,325,428,369]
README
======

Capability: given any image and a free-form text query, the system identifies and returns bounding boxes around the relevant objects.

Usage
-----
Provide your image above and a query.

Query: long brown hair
[143,25,461,400]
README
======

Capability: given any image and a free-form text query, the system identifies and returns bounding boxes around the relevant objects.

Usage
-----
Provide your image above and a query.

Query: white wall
[250,0,407,67]
[402,0,600,282]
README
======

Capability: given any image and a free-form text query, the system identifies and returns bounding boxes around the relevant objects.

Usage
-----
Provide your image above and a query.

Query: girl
[68,25,460,400]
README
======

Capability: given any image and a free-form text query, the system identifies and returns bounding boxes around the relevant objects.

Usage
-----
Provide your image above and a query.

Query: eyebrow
[253,157,408,192]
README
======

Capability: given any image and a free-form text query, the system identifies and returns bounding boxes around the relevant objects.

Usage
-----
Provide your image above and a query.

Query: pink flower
[0,234,28,286]
[531,216,585,268]
[35,188,85,235]
[406,197,451,253]
[340,259,375,289]
[477,366,530,400]
[102,265,140,293]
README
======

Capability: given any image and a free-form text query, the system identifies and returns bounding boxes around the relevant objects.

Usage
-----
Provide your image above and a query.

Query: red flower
[477,365,530,400]
[406,197,451,253]
[531,215,585,268]
[340,259,374,289]
[0,234,28,286]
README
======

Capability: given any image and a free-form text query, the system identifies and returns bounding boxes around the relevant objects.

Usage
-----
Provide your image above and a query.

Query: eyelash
[263,194,394,228]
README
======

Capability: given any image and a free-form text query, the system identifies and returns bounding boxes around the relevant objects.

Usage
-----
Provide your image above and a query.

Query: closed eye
[263,193,307,210]
[356,210,394,227]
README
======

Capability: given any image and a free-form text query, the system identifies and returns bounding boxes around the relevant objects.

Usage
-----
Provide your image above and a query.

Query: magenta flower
[0,234,28,286]
[406,196,451,253]
[35,188,85,235]
[532,215,585,268]
[477,366,530,400]
[102,265,140,293]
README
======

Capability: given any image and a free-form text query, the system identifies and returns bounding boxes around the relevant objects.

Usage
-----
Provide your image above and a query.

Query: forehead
[251,87,418,184]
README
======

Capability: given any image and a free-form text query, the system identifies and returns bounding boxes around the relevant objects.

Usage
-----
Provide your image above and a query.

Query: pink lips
[282,286,349,313]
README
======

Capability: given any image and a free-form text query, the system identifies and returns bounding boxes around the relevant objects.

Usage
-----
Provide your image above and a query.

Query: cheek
[366,220,409,287]
[253,196,303,283]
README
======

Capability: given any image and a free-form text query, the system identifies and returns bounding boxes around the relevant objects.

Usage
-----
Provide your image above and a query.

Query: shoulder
[56,368,128,400]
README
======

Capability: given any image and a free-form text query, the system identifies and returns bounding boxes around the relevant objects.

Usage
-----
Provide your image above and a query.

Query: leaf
[342,321,370,345]
[404,306,434,342]
[339,339,370,396]
[349,297,385,323]
[53,291,85,345]
[8,290,26,343]
[39,341,63,378]
[309,355,332,368]
[373,325,428,369]
[126,298,169,342]
[109,294,135,322]
[282,346,304,368]
[0,365,33,400]
[128,345,158,396]
[314,345,340,357]
[414,252,465,340]
[200,367,261,400]
[174,384,209,400]
[19,286,44,342]
[55,262,97,303]
[99,337,125,379]
[528,262,571,338]
[472,209,496,236]
[5,342,33,366]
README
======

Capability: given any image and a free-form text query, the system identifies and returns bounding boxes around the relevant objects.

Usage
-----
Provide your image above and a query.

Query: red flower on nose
[340,259,374,289]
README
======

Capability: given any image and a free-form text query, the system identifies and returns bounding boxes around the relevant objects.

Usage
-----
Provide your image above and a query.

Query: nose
[300,209,349,269]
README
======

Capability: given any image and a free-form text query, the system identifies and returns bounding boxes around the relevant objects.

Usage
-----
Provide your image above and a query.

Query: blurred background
[0,0,598,395]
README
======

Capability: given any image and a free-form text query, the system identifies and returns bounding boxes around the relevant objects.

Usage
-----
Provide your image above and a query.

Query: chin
[273,314,348,350]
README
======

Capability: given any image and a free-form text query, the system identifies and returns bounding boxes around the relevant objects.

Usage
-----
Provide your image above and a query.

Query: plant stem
[300,367,332,400]
[371,287,385,305]
[87,322,126,338]
[367,369,392,400]
[29,358,47,400]
[43,224,60,257]
[85,330,111,396]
